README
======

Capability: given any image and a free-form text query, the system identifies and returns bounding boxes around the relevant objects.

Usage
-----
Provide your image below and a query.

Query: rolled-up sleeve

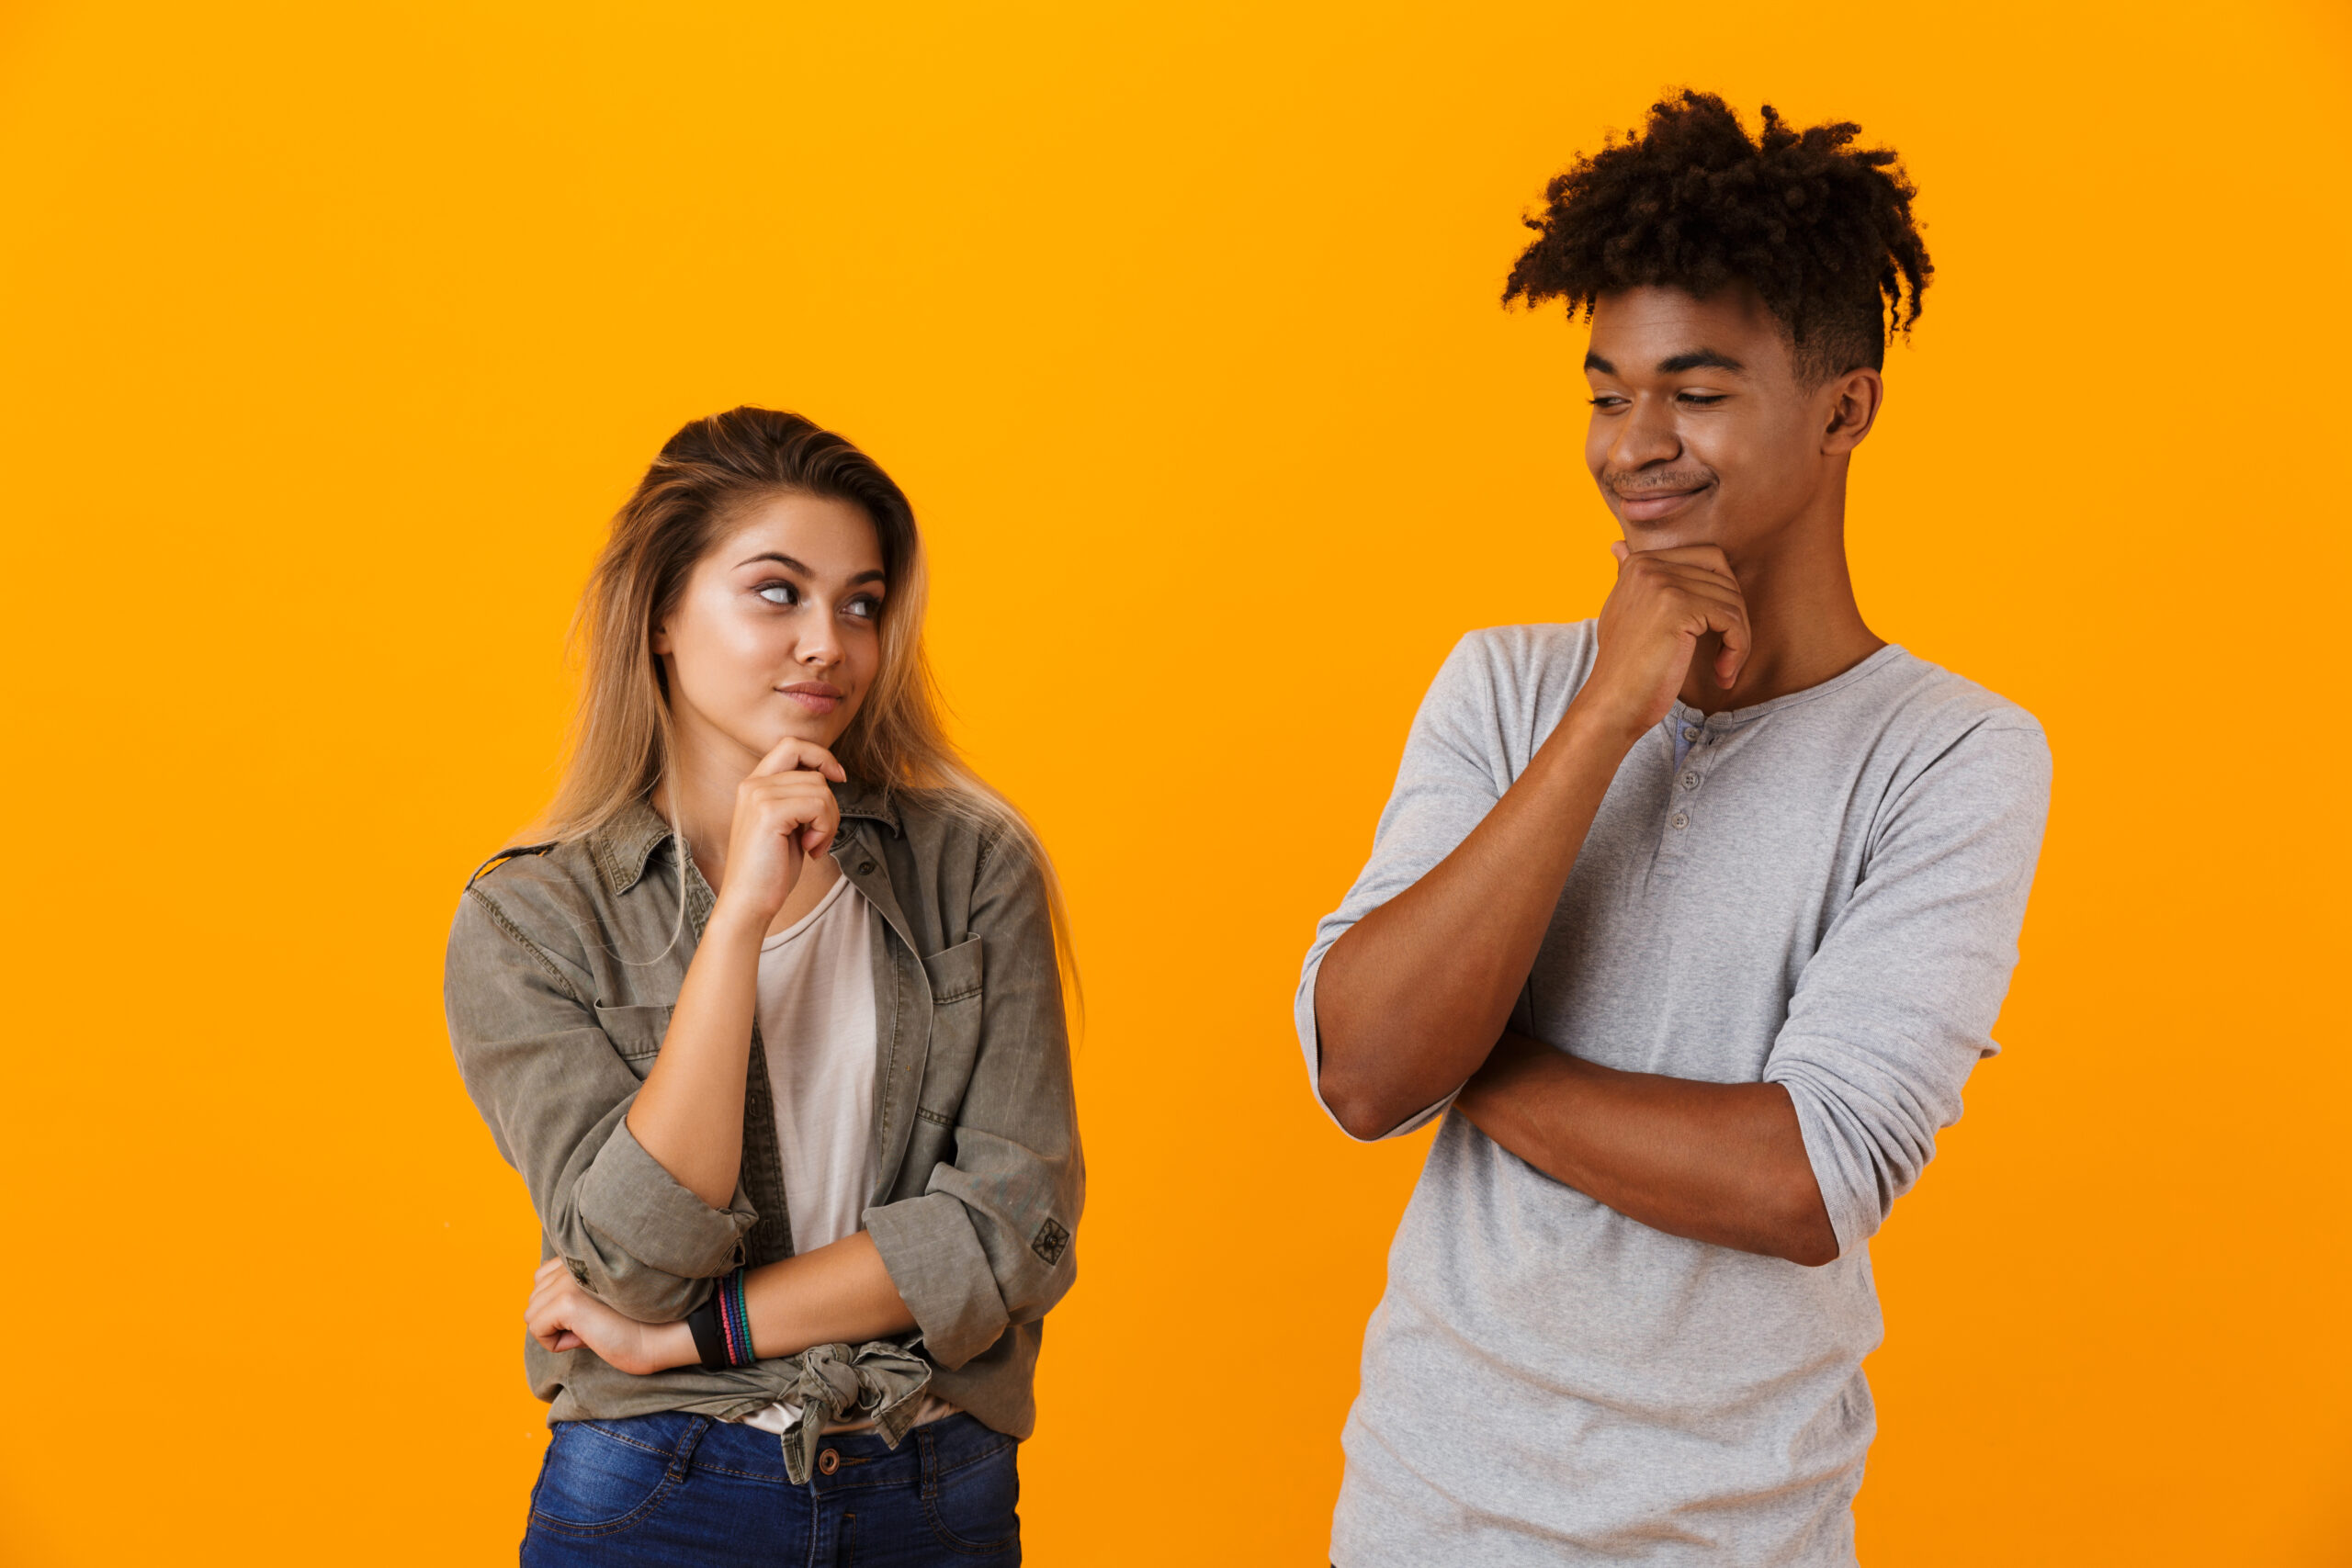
[1764,722,2053,1257]
[444,886,755,1320]
[865,835,1081,1371]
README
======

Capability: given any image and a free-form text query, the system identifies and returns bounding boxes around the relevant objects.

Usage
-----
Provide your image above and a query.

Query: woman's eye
[844,596,883,622]
[755,582,799,607]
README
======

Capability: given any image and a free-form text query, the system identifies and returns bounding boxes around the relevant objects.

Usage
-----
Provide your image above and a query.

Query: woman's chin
[747,714,853,759]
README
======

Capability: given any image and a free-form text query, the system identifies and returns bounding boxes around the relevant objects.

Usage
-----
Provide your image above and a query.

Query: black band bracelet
[685,1288,730,1371]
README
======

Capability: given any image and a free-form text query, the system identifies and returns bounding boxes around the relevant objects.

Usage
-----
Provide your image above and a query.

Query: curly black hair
[1503,91,1931,383]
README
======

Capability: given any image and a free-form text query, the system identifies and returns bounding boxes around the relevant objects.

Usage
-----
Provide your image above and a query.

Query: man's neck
[1677,513,1882,716]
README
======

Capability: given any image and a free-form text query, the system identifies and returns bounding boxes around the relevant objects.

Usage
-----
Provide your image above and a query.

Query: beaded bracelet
[686,1268,755,1370]
[719,1268,754,1366]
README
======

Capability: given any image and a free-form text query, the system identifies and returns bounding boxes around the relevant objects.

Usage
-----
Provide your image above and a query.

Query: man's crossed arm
[1313,544,1838,1268]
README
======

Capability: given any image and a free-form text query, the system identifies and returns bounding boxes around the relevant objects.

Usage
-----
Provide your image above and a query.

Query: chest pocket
[594,1003,673,1080]
[916,937,985,1122]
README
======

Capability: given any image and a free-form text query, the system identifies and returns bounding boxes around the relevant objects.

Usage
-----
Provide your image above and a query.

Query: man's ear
[1821,367,1885,455]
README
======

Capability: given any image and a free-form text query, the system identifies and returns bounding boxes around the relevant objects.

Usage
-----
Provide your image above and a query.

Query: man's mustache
[1600,469,1716,495]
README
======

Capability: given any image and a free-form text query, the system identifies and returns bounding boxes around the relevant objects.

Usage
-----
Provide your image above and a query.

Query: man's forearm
[1315,702,1640,1138]
[1453,1032,1838,1266]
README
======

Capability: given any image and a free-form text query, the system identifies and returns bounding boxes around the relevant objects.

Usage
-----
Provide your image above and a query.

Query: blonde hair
[533,405,1077,991]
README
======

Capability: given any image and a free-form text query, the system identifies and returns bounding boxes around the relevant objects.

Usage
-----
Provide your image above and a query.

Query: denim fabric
[520,1411,1019,1567]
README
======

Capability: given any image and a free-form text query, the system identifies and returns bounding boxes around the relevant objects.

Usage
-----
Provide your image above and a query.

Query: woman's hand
[526,1258,694,1377]
[714,738,848,928]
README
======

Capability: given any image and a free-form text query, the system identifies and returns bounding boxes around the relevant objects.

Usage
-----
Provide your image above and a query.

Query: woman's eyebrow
[736,552,887,588]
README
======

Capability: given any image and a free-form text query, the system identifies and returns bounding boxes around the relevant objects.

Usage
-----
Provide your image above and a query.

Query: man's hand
[525,1258,695,1376]
[1580,543,1750,739]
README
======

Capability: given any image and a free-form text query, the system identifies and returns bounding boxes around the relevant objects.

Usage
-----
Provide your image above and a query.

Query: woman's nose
[796,615,842,668]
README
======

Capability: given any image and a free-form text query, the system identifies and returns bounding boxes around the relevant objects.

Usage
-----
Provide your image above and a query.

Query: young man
[1295,93,2052,1565]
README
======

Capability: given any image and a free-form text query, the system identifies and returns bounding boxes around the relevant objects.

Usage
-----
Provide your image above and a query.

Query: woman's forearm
[625,905,765,1208]
[620,1232,919,1373]
[740,1232,917,1359]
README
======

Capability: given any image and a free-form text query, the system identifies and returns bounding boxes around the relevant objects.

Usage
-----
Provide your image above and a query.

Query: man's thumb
[1609,540,1630,566]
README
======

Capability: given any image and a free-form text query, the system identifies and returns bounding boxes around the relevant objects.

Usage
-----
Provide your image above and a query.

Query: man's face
[1582,284,1870,557]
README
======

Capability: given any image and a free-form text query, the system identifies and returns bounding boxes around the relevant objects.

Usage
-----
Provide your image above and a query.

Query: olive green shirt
[443,784,1080,1453]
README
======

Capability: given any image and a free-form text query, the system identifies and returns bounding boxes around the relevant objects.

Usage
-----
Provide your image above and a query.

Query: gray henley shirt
[1295,623,2051,1566]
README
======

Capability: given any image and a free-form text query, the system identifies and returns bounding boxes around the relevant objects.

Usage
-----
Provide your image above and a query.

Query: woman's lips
[778,684,842,714]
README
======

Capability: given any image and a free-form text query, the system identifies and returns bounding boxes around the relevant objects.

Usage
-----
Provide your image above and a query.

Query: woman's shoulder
[450,833,617,968]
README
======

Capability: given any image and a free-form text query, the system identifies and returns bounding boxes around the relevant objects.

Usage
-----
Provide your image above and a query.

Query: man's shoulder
[1859,652,2053,820]
[1428,621,1600,712]
[1448,619,1600,669]
[1870,649,2048,750]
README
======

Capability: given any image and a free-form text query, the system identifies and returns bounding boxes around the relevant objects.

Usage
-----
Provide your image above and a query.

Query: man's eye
[1679,392,1728,406]
[1588,395,1626,409]
[756,582,799,606]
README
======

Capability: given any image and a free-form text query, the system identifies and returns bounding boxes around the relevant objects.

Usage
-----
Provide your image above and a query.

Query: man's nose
[1609,398,1681,471]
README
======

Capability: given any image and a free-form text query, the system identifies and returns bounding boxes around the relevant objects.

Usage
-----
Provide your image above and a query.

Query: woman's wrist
[702,895,774,947]
[644,1317,700,1373]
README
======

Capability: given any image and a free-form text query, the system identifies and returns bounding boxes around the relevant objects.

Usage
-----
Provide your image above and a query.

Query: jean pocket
[527,1421,682,1539]
[922,1431,1020,1558]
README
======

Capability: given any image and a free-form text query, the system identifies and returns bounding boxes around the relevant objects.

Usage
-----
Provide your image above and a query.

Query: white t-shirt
[735,869,954,1435]
[757,871,881,1254]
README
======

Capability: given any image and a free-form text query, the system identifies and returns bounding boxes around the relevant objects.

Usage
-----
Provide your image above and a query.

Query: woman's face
[652,491,888,767]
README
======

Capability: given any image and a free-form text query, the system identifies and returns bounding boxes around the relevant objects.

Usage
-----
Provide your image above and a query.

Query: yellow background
[4,2,2346,1562]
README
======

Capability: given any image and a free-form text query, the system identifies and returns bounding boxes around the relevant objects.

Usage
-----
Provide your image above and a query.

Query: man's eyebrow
[1658,349,1745,374]
[1583,351,1615,374]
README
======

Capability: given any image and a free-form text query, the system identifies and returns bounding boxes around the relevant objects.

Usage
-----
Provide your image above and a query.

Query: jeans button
[818,1448,841,1476]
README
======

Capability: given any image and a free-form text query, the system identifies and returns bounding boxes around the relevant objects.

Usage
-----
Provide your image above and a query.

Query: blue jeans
[519,1411,1020,1566]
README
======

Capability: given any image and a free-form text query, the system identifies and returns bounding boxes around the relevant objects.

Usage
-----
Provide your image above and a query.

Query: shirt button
[1669,811,1690,829]
[817,1448,842,1476]
[1680,772,1699,790]
[1681,727,1701,742]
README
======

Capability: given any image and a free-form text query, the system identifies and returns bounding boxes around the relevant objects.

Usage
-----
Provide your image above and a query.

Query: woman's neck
[653,721,843,935]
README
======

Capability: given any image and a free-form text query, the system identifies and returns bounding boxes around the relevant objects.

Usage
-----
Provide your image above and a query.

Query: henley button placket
[1657,713,1709,868]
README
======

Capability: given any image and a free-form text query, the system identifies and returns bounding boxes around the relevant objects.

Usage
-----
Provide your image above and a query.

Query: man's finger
[1712,605,1752,689]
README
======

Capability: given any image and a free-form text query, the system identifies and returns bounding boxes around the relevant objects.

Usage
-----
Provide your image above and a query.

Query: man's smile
[1610,478,1715,523]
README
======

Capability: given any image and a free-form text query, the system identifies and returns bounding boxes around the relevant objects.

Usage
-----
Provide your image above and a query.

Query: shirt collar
[588,779,905,897]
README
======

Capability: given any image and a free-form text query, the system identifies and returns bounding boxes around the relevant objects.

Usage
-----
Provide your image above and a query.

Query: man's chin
[1623,519,1720,553]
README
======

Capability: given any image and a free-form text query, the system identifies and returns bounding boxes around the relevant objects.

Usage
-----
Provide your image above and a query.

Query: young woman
[445,407,1080,1566]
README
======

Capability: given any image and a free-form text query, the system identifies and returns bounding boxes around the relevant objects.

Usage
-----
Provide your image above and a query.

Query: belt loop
[666,1415,713,1483]
[916,1421,941,1501]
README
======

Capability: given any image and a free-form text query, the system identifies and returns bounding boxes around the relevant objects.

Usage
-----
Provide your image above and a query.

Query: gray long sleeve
[1295,622,2051,1567]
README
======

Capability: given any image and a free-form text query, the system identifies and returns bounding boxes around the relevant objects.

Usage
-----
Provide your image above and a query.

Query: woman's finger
[750,736,847,781]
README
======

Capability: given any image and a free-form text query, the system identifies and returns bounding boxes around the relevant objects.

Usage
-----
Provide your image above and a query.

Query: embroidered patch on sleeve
[1030,1217,1069,1267]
